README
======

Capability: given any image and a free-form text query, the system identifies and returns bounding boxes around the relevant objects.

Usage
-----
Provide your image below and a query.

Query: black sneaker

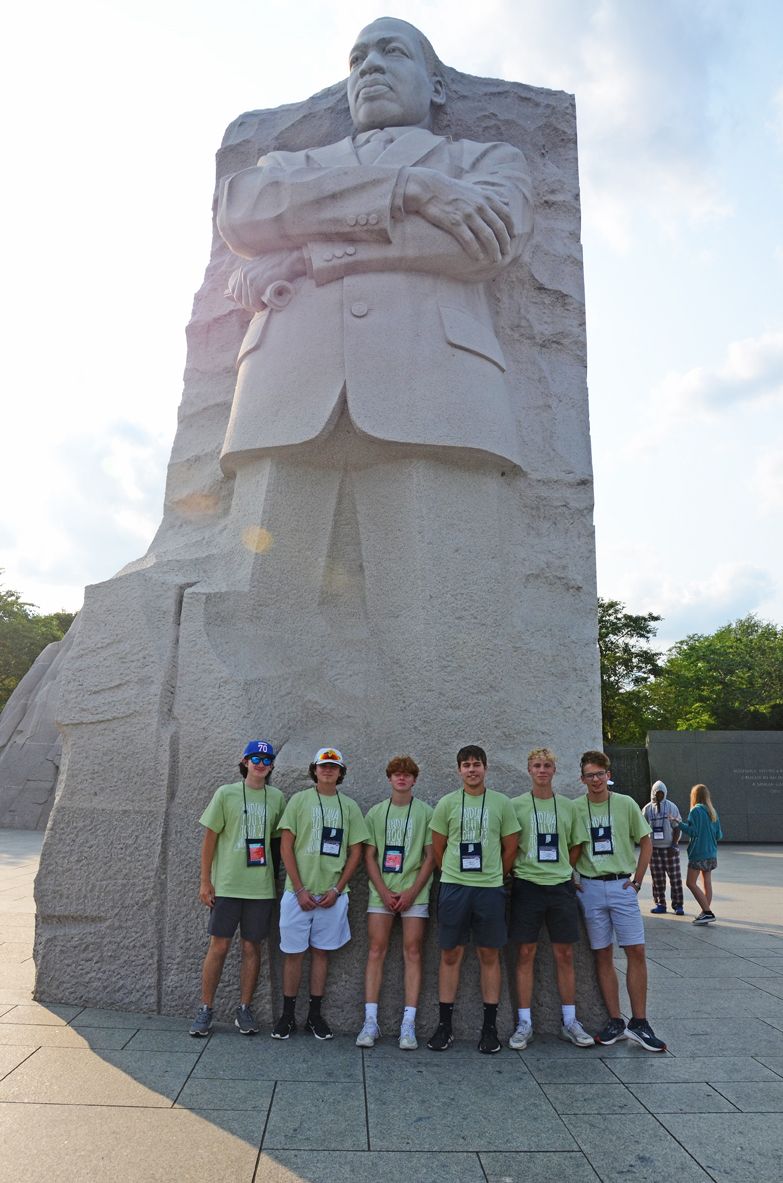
[595,1017,627,1045]
[306,1013,334,1040]
[271,1013,297,1039]
[478,1024,501,1054]
[234,1004,259,1035]
[427,1022,454,1051]
[626,1018,667,1052]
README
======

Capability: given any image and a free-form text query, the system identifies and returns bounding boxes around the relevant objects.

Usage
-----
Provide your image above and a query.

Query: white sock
[562,1004,576,1025]
[402,1006,416,1025]
[517,1008,532,1025]
[365,1002,378,1023]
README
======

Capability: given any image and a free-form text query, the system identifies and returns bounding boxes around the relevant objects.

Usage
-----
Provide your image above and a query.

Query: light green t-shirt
[280,787,370,895]
[430,788,519,888]
[200,781,286,899]
[573,791,651,877]
[512,792,584,885]
[364,797,434,906]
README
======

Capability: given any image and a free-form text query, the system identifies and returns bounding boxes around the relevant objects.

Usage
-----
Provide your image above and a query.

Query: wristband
[294,887,307,896]
[632,880,641,892]
[331,886,341,896]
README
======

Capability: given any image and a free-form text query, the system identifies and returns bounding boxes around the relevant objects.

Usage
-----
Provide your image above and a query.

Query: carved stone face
[347,18,444,133]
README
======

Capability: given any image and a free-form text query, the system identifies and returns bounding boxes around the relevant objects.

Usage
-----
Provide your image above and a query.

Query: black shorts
[208,897,274,943]
[508,878,579,945]
[437,883,507,949]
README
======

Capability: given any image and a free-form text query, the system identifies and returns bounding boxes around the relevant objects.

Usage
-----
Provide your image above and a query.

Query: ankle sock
[282,995,296,1017]
[517,1007,532,1025]
[438,1001,454,1027]
[562,1004,576,1025]
[482,1003,498,1028]
[402,1006,416,1025]
[308,995,322,1017]
[364,1002,378,1023]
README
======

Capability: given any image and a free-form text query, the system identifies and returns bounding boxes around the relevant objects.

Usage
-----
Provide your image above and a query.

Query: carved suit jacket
[217,126,533,471]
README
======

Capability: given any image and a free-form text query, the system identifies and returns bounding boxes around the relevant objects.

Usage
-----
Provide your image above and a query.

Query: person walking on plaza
[356,755,435,1051]
[573,750,667,1052]
[190,740,285,1036]
[642,781,684,915]
[427,745,520,1054]
[508,748,594,1050]
[678,783,723,925]
[273,747,369,1040]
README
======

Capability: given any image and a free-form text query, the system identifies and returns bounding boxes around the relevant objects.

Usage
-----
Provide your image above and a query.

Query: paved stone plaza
[1,832,782,1182]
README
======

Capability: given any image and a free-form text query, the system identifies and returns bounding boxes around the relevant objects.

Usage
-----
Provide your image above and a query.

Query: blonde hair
[528,747,556,765]
[690,783,717,821]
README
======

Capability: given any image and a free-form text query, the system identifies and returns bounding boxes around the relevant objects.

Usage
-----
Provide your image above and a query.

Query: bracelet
[294,887,307,896]
[331,886,341,895]
[632,880,641,892]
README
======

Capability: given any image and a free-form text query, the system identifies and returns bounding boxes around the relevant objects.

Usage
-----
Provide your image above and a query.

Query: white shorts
[279,890,351,954]
[577,877,645,950]
[367,903,429,918]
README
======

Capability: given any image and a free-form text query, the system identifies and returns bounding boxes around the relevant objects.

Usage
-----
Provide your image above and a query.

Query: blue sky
[3,0,782,650]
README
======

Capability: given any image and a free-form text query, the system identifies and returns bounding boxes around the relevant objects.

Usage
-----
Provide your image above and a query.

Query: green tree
[0,574,75,712]
[598,598,663,744]
[650,614,783,731]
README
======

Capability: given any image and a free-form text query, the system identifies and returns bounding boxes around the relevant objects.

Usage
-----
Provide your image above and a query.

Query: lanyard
[316,788,343,832]
[460,790,486,844]
[587,793,611,830]
[385,797,413,848]
[531,791,558,835]
[242,783,267,842]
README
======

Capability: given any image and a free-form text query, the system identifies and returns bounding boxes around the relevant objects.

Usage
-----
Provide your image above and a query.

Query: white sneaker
[509,1019,533,1050]
[355,1019,381,1048]
[560,1018,595,1047]
[399,1021,418,1050]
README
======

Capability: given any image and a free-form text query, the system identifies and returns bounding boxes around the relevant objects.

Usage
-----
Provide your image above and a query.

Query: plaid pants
[650,846,683,908]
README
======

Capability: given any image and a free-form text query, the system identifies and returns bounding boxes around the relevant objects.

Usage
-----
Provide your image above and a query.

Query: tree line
[599,598,783,745]
[0,574,75,712]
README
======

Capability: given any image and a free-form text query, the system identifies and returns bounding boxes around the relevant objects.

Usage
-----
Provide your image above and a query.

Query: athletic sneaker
[509,1019,533,1050]
[355,1019,381,1048]
[595,1017,627,1045]
[626,1018,667,1052]
[234,1004,259,1035]
[650,904,667,913]
[704,911,716,923]
[399,1022,418,1050]
[271,1013,296,1039]
[560,1018,595,1047]
[189,1004,213,1037]
[692,911,711,925]
[674,906,685,915]
[427,1022,454,1051]
[478,1024,502,1054]
[306,1013,334,1040]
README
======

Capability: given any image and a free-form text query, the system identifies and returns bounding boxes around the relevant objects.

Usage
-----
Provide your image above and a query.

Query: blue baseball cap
[243,740,275,760]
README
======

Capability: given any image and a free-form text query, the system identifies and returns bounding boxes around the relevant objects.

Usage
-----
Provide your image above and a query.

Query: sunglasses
[249,755,273,766]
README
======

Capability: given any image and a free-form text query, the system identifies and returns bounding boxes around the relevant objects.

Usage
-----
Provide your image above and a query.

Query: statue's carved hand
[226,249,307,311]
[403,169,515,264]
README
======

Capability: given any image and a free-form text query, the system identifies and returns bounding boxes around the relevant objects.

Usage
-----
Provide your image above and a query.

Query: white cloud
[753,448,783,513]
[656,329,783,412]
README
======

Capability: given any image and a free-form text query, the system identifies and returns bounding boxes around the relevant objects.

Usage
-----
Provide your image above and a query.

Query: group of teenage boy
[190,741,666,1054]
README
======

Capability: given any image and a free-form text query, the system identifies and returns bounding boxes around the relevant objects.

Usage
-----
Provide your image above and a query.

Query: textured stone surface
[32,25,602,1031]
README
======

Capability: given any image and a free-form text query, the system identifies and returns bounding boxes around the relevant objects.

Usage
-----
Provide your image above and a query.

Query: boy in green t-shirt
[356,755,435,1051]
[428,745,520,1055]
[573,750,666,1052]
[272,747,369,1041]
[190,739,285,1037]
[508,748,594,1050]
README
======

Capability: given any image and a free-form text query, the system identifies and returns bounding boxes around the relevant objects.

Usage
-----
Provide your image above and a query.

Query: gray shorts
[577,877,645,950]
[208,897,274,943]
[437,883,507,949]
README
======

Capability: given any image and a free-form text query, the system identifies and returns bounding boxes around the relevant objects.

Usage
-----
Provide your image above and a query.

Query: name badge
[537,832,559,862]
[382,844,405,874]
[320,826,344,857]
[245,838,266,867]
[459,841,483,872]
[652,824,665,841]
[591,824,614,855]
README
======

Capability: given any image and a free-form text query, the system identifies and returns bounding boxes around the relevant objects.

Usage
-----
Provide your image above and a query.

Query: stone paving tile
[658,1112,783,1183]
[564,1113,713,1182]
[365,1044,574,1152]
[480,1151,601,1182]
[651,1017,783,1056]
[739,976,783,999]
[0,942,33,962]
[0,1046,36,1079]
[192,1031,363,1082]
[0,1002,82,1025]
[752,1054,783,1077]
[628,1082,739,1112]
[743,955,783,971]
[0,1103,264,1183]
[708,1081,783,1111]
[541,1082,645,1114]
[0,987,32,1005]
[122,1027,212,1052]
[263,1080,366,1150]
[0,914,36,928]
[0,1023,132,1050]
[647,956,771,978]
[175,1075,275,1111]
[70,1007,184,1030]
[521,1054,620,1083]
[0,964,35,991]
[259,1150,486,1182]
[0,1047,199,1106]
[606,1055,782,1083]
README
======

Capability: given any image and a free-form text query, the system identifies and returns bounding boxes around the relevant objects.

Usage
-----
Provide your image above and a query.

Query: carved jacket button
[345,246,356,256]
[357,215,368,226]
[350,301,369,317]
[368,214,379,225]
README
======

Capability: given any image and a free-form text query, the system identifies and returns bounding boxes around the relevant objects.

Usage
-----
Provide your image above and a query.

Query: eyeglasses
[582,771,608,780]
[249,755,272,766]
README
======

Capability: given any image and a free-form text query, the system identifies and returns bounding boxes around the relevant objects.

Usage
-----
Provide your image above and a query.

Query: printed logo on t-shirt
[526,807,557,860]
[306,805,342,855]
[233,800,267,852]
